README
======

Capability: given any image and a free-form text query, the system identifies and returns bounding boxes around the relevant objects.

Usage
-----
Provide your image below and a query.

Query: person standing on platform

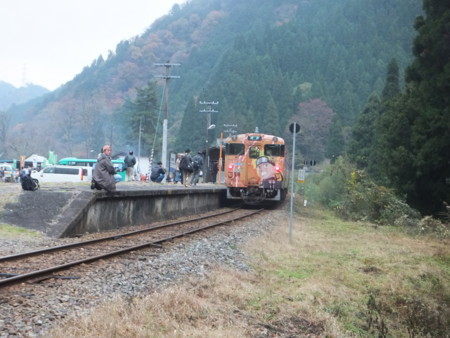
[124,151,136,181]
[93,145,116,192]
[150,162,166,183]
[174,153,182,184]
[180,148,193,187]
[191,151,204,186]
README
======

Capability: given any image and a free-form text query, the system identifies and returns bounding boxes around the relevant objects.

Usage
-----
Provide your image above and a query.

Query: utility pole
[199,101,219,182]
[137,118,142,178]
[154,61,180,170]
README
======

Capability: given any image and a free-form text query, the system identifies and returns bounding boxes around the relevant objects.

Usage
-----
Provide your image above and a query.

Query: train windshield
[249,146,260,159]
[226,143,245,155]
[264,144,285,157]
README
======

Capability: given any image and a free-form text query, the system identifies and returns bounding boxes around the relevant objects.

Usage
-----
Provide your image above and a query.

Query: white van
[31,165,92,183]
[0,164,15,182]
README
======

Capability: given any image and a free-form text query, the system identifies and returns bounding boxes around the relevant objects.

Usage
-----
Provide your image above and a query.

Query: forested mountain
[179,0,420,160]
[2,0,421,161]
[0,81,49,111]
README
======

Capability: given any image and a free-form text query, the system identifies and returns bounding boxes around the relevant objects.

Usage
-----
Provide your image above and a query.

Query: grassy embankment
[48,205,449,337]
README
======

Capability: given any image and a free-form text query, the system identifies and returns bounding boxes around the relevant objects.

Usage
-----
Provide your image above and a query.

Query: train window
[226,143,245,155]
[264,144,285,157]
[249,146,260,159]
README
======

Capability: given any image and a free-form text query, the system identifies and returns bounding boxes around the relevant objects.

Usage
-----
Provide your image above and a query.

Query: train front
[224,133,286,205]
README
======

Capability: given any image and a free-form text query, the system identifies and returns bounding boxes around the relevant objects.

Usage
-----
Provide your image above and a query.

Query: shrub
[416,216,450,239]
[315,156,420,226]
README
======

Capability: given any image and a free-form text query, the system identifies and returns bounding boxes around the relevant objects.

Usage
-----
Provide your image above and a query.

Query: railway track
[0,208,263,289]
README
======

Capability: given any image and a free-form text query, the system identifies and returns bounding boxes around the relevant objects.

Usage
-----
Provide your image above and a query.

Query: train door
[225,143,245,187]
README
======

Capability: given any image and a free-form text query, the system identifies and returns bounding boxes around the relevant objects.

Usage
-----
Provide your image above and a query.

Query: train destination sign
[247,135,262,141]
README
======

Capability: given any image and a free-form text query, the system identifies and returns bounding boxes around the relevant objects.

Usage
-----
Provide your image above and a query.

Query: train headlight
[228,164,234,171]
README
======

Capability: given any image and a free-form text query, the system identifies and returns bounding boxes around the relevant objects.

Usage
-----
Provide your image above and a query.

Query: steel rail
[0,208,262,288]
[0,208,241,263]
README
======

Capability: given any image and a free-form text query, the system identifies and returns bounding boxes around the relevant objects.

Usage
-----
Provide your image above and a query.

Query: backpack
[192,154,203,171]
[124,155,135,168]
[193,160,199,171]
[21,175,39,191]
[180,156,193,172]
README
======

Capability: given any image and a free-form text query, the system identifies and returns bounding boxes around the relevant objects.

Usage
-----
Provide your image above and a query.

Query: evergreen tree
[294,99,335,162]
[175,97,206,152]
[375,0,450,214]
[326,116,345,161]
[381,58,401,101]
[271,72,294,131]
[347,93,381,169]
[121,82,159,155]
[404,0,450,213]
[242,110,257,134]
[262,96,281,136]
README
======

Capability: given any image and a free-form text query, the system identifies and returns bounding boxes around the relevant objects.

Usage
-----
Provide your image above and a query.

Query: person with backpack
[179,148,193,187]
[20,167,39,191]
[190,151,204,186]
[124,151,137,181]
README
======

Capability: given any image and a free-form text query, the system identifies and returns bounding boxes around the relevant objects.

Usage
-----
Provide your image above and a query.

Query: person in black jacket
[124,151,137,181]
[190,151,204,186]
[179,149,193,187]
[150,162,166,183]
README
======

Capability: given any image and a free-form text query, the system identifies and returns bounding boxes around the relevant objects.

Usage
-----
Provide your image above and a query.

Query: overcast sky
[0,0,182,91]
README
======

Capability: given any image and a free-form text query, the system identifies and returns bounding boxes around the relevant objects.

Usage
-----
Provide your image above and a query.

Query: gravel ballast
[0,210,284,337]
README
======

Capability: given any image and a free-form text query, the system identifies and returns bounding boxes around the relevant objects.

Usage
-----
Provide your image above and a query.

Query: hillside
[0,81,49,111]
[3,0,422,159]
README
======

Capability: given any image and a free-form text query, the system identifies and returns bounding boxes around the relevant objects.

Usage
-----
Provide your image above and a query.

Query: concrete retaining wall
[52,187,226,238]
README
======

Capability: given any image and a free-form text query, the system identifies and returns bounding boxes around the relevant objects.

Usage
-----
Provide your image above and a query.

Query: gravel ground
[0,209,285,337]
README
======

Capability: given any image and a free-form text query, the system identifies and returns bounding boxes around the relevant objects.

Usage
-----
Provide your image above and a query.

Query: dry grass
[0,223,42,238]
[48,207,450,337]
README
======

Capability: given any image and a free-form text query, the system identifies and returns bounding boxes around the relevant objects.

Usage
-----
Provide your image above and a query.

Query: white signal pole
[137,118,142,176]
[289,123,300,241]
[154,61,180,170]
[199,101,219,182]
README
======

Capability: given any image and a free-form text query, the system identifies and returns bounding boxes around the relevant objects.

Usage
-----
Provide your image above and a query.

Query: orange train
[224,133,288,205]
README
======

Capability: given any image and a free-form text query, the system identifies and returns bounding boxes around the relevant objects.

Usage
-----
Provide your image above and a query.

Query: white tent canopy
[25,154,48,165]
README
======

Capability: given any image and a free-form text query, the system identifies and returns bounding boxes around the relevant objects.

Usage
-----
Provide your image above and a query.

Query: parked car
[31,165,92,183]
[0,164,14,182]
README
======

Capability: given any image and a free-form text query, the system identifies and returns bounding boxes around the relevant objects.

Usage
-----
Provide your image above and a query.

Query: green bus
[57,157,126,180]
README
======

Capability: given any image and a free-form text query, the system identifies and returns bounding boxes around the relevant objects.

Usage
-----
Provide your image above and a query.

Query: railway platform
[0,181,227,238]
